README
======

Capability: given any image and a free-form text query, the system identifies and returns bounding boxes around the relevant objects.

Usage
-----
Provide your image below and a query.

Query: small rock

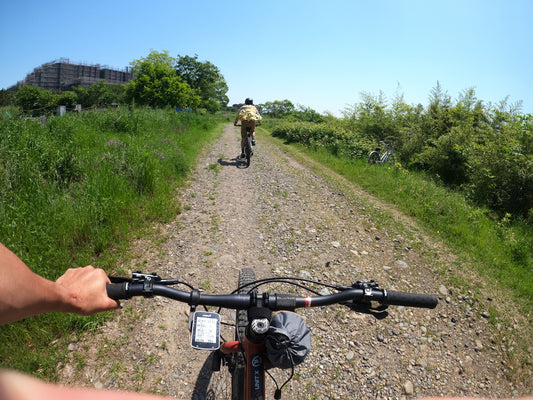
[68,343,75,352]
[475,340,483,351]
[346,351,354,360]
[299,270,313,280]
[395,260,410,268]
[438,285,448,296]
[331,241,341,248]
[481,311,490,319]
[403,380,414,395]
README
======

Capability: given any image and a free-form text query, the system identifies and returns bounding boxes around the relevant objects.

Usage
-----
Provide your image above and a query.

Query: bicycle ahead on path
[107,269,438,400]
[368,141,395,165]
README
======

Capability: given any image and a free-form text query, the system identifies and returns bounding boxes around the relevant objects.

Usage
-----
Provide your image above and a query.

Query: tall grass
[0,108,220,379]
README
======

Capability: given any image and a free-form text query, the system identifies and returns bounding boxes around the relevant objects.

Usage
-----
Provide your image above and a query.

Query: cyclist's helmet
[245,98,253,105]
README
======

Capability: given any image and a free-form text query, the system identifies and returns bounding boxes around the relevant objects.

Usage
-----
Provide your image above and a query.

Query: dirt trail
[60,123,531,399]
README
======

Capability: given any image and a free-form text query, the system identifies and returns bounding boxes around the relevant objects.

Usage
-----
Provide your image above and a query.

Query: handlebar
[106,278,438,311]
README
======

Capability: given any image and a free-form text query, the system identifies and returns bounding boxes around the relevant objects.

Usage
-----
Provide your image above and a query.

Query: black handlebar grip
[273,294,297,310]
[385,291,438,309]
[106,283,129,300]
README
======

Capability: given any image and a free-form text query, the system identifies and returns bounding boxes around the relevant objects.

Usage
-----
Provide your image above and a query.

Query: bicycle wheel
[385,153,395,164]
[232,268,256,399]
[368,151,380,164]
[244,130,253,167]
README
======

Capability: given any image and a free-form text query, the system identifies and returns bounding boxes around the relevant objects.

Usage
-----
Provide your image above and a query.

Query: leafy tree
[14,85,54,113]
[426,81,452,138]
[342,91,396,141]
[260,100,295,118]
[290,105,325,123]
[0,89,14,107]
[175,55,229,112]
[74,80,126,108]
[54,91,78,107]
[466,113,533,218]
[126,51,200,109]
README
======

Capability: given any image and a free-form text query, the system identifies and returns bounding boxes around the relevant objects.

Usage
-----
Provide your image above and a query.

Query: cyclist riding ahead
[234,98,262,159]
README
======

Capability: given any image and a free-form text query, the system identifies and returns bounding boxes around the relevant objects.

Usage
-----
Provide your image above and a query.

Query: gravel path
[60,123,532,399]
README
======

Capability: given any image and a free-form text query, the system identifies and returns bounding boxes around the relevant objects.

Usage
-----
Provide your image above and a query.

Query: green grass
[0,107,222,380]
[264,129,533,321]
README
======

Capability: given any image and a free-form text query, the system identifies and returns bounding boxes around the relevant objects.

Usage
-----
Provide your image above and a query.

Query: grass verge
[0,108,223,380]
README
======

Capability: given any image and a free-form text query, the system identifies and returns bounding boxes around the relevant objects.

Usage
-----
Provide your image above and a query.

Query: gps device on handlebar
[190,311,221,350]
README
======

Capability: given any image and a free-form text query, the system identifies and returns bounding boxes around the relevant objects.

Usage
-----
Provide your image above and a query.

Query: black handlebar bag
[265,312,311,369]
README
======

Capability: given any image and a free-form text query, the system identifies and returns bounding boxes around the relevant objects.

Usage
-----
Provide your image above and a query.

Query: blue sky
[1,0,532,116]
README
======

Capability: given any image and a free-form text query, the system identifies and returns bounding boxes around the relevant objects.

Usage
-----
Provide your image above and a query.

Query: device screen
[190,311,220,350]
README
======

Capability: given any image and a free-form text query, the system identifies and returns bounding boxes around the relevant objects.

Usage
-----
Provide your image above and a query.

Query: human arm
[1,371,531,400]
[253,106,262,125]
[0,243,119,325]
[0,370,168,400]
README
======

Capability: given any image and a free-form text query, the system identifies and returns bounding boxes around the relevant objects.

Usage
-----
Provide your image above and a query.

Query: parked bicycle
[368,141,395,165]
[107,269,437,400]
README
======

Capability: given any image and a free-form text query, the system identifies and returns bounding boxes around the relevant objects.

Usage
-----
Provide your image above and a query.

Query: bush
[273,86,533,221]
[272,122,374,159]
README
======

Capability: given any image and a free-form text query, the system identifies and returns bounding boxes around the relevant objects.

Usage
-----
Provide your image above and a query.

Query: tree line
[0,51,229,114]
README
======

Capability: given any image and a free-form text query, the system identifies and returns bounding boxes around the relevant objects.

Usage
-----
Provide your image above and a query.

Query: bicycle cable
[265,333,296,400]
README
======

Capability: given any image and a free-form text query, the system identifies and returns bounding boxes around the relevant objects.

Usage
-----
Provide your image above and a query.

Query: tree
[54,91,78,107]
[426,81,452,138]
[260,100,295,118]
[126,51,200,109]
[291,105,325,123]
[342,91,396,141]
[175,55,229,112]
[74,80,126,108]
[0,89,14,107]
[14,85,54,113]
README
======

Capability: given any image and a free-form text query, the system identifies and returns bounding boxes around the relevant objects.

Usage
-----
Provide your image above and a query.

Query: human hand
[56,266,120,316]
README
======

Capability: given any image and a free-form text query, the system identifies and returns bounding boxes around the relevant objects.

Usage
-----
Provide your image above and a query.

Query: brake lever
[343,301,389,320]
[109,271,179,286]
[342,281,389,320]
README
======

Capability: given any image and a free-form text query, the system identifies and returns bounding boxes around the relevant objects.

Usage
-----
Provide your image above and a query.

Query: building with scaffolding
[21,58,134,91]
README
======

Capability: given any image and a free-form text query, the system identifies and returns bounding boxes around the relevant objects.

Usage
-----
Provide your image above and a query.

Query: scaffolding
[23,59,134,91]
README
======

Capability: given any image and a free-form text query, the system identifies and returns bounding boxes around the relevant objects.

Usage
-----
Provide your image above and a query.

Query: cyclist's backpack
[265,312,311,369]
[239,105,261,121]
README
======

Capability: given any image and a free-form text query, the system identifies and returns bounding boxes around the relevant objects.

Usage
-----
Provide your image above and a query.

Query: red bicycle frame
[221,337,266,400]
